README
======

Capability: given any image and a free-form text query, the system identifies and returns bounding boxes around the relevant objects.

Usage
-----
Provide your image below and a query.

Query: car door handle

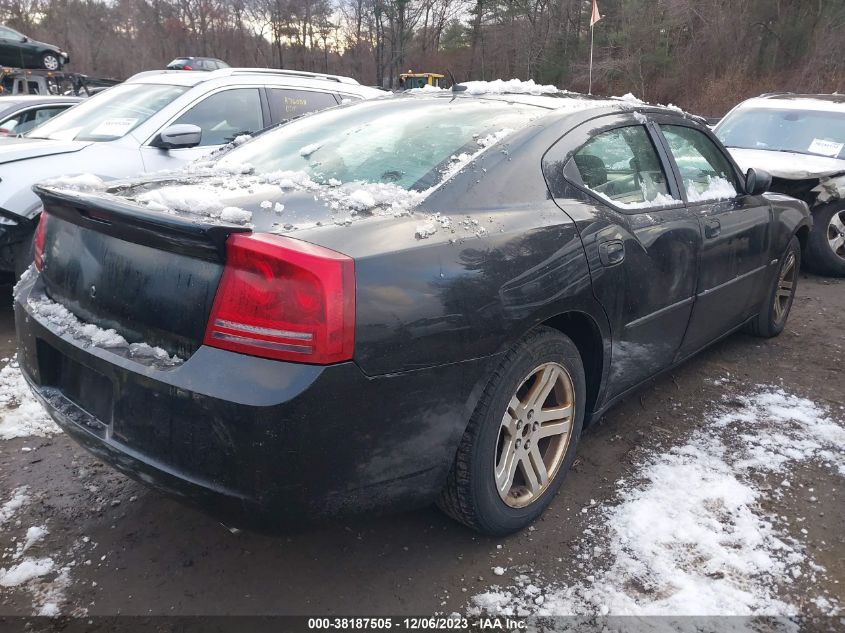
[704,218,721,239]
[598,239,625,266]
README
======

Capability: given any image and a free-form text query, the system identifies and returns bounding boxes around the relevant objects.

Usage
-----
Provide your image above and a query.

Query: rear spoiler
[33,185,250,262]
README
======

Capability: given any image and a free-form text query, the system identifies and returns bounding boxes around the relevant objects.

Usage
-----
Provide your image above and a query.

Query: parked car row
[0,67,383,274]
[10,73,822,536]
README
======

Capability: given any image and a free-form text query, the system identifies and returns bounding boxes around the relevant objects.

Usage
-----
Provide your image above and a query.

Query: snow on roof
[458,78,561,96]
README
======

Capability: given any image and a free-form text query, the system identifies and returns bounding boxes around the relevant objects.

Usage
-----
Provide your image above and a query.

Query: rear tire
[437,327,585,535]
[805,203,845,277]
[746,236,800,338]
[42,53,61,71]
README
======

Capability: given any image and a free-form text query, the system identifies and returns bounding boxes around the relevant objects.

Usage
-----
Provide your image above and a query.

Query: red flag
[590,0,601,27]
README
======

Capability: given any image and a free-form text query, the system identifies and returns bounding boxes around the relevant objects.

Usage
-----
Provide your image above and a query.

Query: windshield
[716,107,845,160]
[217,97,544,191]
[27,83,188,142]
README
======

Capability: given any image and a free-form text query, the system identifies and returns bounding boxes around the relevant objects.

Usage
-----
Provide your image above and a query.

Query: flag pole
[589,23,594,95]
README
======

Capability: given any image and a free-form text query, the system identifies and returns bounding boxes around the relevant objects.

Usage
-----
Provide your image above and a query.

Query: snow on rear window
[216,98,541,192]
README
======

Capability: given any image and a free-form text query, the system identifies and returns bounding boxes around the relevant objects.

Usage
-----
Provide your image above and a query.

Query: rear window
[268,88,338,120]
[217,97,543,191]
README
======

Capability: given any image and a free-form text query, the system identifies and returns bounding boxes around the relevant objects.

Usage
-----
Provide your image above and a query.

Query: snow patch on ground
[0,486,30,525]
[0,489,89,615]
[27,294,183,367]
[0,557,55,587]
[469,387,843,617]
[0,358,59,440]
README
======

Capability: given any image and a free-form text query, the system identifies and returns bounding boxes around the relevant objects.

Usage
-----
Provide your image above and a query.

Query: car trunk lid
[33,186,249,361]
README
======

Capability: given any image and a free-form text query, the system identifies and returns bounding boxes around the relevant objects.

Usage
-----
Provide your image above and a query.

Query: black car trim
[696,263,770,298]
[623,296,694,330]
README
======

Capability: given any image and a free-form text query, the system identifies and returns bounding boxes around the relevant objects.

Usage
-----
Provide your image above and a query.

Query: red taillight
[33,212,48,272]
[204,233,355,364]
[182,65,192,71]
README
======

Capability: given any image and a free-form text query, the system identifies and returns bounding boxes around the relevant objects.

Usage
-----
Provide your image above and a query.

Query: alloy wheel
[495,362,575,508]
[773,250,797,325]
[828,210,845,261]
[43,55,59,71]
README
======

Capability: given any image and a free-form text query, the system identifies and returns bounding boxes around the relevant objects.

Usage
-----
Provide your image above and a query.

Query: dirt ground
[0,272,842,619]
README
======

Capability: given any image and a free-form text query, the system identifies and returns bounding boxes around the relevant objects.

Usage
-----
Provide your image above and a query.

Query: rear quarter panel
[299,124,608,377]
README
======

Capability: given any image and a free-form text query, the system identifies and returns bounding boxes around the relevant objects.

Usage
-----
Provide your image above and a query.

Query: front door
[558,116,701,397]
[139,87,267,171]
[655,122,772,358]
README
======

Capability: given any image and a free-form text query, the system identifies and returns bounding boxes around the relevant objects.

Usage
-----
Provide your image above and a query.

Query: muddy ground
[0,272,842,618]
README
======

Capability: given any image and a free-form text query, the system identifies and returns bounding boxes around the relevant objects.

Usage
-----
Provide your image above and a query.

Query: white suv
[715,94,845,276]
[0,68,384,274]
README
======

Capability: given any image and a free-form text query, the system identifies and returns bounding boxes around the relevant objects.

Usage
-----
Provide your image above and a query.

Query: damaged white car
[715,94,845,276]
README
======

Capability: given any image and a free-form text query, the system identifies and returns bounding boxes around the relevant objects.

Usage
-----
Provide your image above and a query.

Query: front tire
[746,236,800,338]
[42,53,61,71]
[438,327,586,535]
[806,203,845,277]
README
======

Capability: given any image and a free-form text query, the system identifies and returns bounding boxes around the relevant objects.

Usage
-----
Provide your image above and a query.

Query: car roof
[408,90,699,122]
[170,56,224,62]
[734,93,845,113]
[0,95,82,106]
[127,67,365,89]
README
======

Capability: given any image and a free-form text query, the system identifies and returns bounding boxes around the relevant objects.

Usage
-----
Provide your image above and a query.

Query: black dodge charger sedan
[15,89,811,535]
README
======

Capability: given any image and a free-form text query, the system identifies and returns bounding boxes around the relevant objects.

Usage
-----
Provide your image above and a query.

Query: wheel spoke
[501,396,521,435]
[535,403,572,423]
[830,213,845,234]
[830,234,845,253]
[495,436,519,494]
[521,446,548,494]
[537,418,571,440]
[522,365,559,412]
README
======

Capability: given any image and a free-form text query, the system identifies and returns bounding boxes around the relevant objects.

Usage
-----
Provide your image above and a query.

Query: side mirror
[152,124,202,150]
[21,36,28,42]
[745,167,772,196]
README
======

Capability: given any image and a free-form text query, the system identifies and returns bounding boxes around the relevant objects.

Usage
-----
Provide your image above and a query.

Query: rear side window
[570,126,677,209]
[172,88,263,146]
[268,89,338,121]
[660,125,738,202]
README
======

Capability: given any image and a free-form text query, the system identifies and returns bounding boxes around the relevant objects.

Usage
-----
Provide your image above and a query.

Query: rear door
[556,114,701,397]
[653,119,772,357]
[265,88,339,123]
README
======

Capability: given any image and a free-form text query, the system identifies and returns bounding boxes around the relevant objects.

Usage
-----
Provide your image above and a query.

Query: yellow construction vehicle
[398,72,444,90]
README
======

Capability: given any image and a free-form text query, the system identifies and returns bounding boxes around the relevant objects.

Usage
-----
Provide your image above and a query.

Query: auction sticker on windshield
[807,138,844,157]
[90,117,138,137]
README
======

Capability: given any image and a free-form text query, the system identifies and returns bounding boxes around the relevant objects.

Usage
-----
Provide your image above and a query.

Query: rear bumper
[15,273,496,527]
